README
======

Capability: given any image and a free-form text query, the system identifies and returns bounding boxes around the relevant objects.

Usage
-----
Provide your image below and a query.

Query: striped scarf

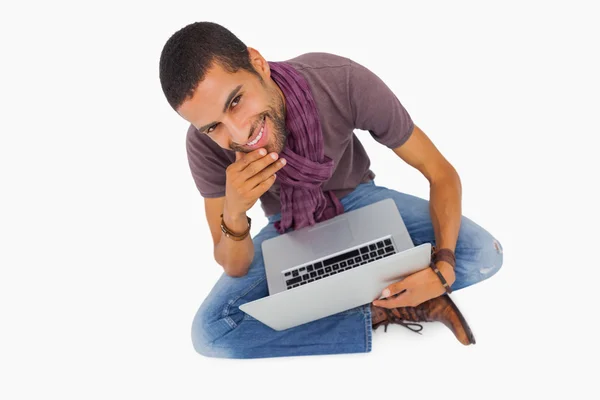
[269,62,344,234]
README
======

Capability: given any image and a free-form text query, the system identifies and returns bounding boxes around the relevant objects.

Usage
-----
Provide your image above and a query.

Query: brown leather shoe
[372,294,476,346]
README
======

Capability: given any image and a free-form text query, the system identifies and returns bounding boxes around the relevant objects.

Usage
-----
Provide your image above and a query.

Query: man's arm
[392,124,462,268]
[204,196,255,277]
[203,149,286,277]
[344,59,461,305]
[373,124,461,308]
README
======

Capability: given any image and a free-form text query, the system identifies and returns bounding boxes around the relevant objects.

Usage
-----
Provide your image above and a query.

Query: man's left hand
[372,261,456,308]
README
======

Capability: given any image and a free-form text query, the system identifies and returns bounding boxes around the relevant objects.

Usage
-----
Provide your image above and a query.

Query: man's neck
[270,77,287,114]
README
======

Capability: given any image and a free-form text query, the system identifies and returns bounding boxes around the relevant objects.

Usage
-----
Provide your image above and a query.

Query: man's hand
[372,261,456,308]
[224,148,286,219]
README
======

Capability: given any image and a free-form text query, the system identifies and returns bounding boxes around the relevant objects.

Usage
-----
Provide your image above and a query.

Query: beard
[265,92,288,154]
[230,85,289,154]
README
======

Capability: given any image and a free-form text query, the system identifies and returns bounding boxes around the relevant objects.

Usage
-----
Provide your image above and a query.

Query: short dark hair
[159,22,260,111]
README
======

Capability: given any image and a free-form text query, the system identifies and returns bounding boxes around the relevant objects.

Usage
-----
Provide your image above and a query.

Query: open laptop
[239,198,432,331]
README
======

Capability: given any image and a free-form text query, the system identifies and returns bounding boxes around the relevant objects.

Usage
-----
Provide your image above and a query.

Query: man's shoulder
[284,52,356,97]
[285,52,353,71]
[185,123,203,150]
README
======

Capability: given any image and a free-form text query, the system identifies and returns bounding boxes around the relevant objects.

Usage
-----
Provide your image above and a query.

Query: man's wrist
[436,260,456,286]
[222,205,249,234]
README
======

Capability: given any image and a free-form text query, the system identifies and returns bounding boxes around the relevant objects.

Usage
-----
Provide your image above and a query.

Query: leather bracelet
[429,260,453,294]
[220,214,251,241]
[431,246,456,269]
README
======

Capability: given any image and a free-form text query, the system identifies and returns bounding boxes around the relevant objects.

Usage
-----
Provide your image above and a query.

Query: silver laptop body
[239,198,432,331]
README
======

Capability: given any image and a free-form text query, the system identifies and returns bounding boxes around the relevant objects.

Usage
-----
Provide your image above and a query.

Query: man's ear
[247,47,270,77]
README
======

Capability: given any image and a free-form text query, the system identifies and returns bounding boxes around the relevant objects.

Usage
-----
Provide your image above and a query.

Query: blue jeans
[191,181,503,359]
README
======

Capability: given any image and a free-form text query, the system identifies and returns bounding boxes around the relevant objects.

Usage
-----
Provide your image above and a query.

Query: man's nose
[223,115,252,145]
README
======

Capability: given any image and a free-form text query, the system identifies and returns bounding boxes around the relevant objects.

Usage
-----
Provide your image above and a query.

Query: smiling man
[159,22,503,359]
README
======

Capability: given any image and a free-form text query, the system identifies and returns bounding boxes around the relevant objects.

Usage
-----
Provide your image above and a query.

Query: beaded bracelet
[220,214,252,241]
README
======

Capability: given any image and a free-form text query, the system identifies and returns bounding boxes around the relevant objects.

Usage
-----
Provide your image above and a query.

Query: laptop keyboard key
[384,239,392,246]
[323,249,360,266]
[377,241,384,248]
[286,276,302,285]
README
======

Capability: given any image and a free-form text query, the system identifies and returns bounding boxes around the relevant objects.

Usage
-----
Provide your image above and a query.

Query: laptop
[239,198,432,331]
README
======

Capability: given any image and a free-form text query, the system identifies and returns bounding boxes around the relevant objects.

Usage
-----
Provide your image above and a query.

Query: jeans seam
[363,304,372,352]
[221,276,267,328]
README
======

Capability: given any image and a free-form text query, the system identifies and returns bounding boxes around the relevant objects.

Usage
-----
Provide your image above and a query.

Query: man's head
[159,22,288,154]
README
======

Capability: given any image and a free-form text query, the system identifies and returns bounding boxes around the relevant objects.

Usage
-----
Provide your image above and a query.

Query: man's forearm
[429,170,462,258]
[214,209,255,277]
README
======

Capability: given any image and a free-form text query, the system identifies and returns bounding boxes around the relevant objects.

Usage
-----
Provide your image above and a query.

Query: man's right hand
[224,148,287,219]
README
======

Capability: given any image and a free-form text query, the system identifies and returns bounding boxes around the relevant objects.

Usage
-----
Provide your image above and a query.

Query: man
[159,21,503,359]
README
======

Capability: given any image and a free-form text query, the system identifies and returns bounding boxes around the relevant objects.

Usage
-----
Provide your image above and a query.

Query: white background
[1,0,598,399]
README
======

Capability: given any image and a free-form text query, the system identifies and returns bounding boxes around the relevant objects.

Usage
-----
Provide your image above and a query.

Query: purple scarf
[269,62,344,234]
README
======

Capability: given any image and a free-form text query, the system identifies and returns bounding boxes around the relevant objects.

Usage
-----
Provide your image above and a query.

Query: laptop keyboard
[283,237,397,290]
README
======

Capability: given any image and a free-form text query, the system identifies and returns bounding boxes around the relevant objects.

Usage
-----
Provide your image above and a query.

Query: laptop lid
[262,198,414,295]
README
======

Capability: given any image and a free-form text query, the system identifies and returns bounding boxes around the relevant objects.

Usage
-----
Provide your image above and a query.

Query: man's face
[177,50,288,154]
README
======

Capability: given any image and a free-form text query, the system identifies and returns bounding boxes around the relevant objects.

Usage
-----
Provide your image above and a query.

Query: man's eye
[231,94,242,108]
[206,124,218,134]
[204,95,241,134]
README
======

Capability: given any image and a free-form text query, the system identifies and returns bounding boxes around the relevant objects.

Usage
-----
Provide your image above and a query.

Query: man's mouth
[245,115,267,147]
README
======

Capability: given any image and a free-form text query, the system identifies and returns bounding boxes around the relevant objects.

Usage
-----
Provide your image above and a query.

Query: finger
[372,290,411,309]
[233,148,267,171]
[239,152,281,181]
[247,173,278,199]
[381,280,408,298]
[244,157,287,191]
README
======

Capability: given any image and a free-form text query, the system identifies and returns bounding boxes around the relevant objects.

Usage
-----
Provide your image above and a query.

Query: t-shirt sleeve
[348,59,414,149]
[185,125,231,198]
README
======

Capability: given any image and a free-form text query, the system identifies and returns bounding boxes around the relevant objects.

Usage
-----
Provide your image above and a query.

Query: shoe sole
[446,296,476,345]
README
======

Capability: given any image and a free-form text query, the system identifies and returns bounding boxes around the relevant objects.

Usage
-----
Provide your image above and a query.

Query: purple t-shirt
[185,52,414,217]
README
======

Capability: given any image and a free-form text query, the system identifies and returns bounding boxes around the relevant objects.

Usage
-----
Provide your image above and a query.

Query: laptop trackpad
[309,219,354,257]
